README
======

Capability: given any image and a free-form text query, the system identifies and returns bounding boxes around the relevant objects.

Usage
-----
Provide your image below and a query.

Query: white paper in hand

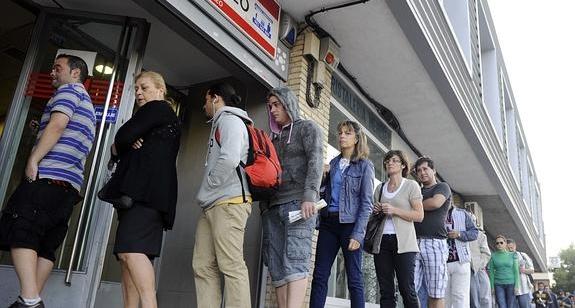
[288,199,328,223]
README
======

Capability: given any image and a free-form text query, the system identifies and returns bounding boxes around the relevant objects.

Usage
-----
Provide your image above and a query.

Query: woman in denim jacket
[310,120,374,308]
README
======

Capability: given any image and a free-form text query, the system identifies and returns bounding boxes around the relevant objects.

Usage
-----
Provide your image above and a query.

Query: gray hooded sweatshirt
[196,106,252,208]
[267,87,324,206]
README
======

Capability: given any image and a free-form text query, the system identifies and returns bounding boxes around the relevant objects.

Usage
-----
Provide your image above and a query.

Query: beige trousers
[192,202,252,308]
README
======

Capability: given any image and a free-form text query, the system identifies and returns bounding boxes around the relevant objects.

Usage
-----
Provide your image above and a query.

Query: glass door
[0,6,148,307]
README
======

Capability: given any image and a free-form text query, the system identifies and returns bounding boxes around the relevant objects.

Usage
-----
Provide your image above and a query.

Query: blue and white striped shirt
[448,207,479,263]
[37,83,96,191]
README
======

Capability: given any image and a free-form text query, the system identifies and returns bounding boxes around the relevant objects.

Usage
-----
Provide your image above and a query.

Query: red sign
[26,72,124,106]
[208,0,281,59]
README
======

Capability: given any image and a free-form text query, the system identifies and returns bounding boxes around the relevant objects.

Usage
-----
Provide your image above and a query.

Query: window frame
[438,0,474,76]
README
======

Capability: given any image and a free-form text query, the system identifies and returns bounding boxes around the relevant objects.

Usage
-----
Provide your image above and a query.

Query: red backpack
[215,118,282,201]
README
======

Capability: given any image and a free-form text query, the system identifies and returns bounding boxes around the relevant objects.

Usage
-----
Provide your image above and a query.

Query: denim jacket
[320,155,374,242]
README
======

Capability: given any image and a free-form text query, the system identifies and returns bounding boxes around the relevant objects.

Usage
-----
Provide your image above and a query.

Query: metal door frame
[0,5,149,308]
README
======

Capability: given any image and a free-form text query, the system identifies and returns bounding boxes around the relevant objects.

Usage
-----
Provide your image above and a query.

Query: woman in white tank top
[372,150,423,308]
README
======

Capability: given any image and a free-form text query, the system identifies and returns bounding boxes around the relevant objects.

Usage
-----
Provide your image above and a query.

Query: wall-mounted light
[95,64,113,75]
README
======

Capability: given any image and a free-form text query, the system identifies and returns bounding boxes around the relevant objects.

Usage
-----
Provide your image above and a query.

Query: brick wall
[262,26,333,308]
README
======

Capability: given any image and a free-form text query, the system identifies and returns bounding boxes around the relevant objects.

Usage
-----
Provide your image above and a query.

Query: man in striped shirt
[0,54,95,308]
[444,204,478,307]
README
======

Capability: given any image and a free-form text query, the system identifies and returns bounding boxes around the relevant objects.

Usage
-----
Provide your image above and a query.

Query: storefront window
[0,3,35,141]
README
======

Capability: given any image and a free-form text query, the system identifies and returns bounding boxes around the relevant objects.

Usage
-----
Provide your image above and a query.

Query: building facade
[0,0,544,307]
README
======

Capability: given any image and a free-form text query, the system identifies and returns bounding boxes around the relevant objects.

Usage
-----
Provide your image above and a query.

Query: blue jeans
[495,284,516,308]
[310,215,364,308]
[470,269,491,308]
[417,279,428,308]
[515,293,531,308]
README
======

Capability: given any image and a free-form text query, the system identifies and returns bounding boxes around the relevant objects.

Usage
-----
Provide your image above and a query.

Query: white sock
[21,296,42,305]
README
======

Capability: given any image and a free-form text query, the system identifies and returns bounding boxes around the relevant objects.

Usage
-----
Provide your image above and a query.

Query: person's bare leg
[428,297,445,308]
[119,253,157,308]
[275,284,288,308]
[286,278,308,308]
[11,248,40,299]
[35,257,54,293]
[120,259,140,308]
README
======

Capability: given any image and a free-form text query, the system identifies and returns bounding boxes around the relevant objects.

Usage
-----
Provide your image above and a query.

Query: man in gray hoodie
[262,87,324,308]
[193,83,253,308]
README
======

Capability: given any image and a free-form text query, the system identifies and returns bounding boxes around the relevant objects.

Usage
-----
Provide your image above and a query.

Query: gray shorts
[262,200,316,288]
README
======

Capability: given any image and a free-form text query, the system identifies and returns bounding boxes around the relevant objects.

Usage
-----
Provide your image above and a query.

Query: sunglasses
[496,241,505,245]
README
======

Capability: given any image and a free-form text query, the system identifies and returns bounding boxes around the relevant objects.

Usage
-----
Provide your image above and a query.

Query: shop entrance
[1,1,275,307]
[92,2,273,305]
[0,3,149,307]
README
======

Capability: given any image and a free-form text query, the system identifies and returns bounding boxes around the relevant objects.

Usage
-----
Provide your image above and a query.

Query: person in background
[488,234,520,308]
[567,293,575,308]
[532,282,551,308]
[546,285,560,308]
[506,238,534,308]
[558,290,573,308]
[310,120,374,308]
[0,54,95,308]
[112,71,180,308]
[370,150,424,308]
[443,203,478,307]
[469,214,492,308]
[261,87,324,308]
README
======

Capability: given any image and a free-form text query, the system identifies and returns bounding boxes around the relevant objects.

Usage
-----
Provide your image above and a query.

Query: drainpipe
[302,1,370,108]
[304,0,371,47]
[303,0,458,189]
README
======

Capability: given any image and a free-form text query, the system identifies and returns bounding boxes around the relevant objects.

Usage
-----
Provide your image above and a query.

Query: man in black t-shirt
[414,157,451,308]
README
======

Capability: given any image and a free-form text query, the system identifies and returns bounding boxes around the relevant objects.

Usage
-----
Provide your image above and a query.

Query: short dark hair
[207,83,243,108]
[414,156,435,171]
[506,238,516,244]
[383,150,410,177]
[538,282,545,286]
[56,54,89,83]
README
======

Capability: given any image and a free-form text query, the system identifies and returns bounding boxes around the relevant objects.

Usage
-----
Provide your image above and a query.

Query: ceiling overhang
[282,0,494,195]
[281,0,546,268]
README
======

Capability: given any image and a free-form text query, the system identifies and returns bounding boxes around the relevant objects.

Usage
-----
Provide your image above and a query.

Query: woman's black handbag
[97,178,133,209]
[363,184,385,254]
[97,158,133,209]
[364,213,384,254]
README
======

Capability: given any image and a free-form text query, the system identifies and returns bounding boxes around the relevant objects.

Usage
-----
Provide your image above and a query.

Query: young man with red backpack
[194,83,254,308]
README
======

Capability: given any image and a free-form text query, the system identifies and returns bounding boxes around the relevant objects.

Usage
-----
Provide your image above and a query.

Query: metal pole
[76,23,133,267]
[65,18,129,286]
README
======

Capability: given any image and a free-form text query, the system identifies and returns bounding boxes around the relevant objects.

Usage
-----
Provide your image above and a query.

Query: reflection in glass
[0,15,125,273]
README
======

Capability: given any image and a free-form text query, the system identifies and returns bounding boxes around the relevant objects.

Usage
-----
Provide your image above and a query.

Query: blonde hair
[135,71,166,96]
[337,120,370,161]
[135,71,176,106]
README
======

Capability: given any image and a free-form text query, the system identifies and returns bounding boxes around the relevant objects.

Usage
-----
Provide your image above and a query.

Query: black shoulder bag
[363,184,385,254]
[97,156,133,209]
